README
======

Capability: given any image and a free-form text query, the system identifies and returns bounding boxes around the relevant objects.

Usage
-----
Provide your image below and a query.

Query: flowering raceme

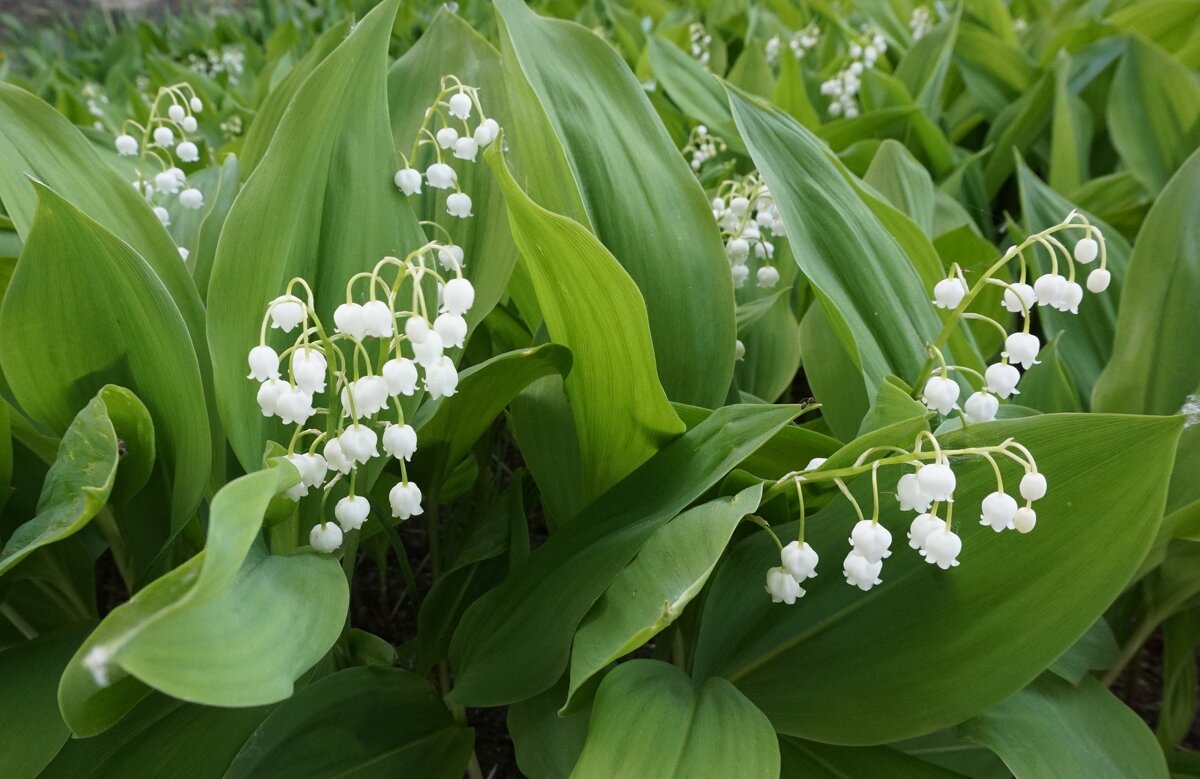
[709,173,786,290]
[246,244,476,553]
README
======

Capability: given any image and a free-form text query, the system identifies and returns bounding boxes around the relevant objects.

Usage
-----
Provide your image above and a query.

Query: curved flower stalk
[710,173,786,290]
[819,25,889,118]
[113,82,207,258]
[392,75,500,221]
[916,210,1111,424]
[246,243,476,554]
[765,23,820,67]
[762,432,1047,603]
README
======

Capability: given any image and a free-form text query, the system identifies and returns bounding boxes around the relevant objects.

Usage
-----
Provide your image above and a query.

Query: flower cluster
[82,82,110,130]
[765,23,820,67]
[919,211,1110,424]
[246,243,476,554]
[689,22,713,67]
[683,125,726,171]
[113,83,206,256]
[393,76,500,221]
[188,47,246,85]
[765,433,1046,604]
[711,174,786,289]
[819,27,888,118]
[909,7,933,41]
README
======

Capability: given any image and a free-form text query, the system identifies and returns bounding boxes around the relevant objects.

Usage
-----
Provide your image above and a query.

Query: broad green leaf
[1048,616,1120,684]
[58,465,347,736]
[447,403,802,707]
[1109,0,1200,56]
[646,34,744,149]
[1094,147,1200,415]
[1048,51,1092,196]
[981,70,1053,197]
[1157,608,1200,749]
[779,737,968,778]
[729,87,944,398]
[0,187,211,536]
[41,693,270,778]
[1108,35,1200,193]
[693,413,1182,743]
[410,344,571,497]
[798,301,871,440]
[496,0,736,408]
[509,375,587,528]
[1014,337,1083,414]
[226,667,472,779]
[864,140,936,236]
[486,143,683,500]
[566,484,763,708]
[672,403,839,481]
[0,625,93,778]
[388,10,517,333]
[963,674,1168,778]
[894,8,960,115]
[572,660,779,779]
[737,289,803,403]
[508,674,592,779]
[189,152,240,301]
[207,0,423,471]
[0,386,153,576]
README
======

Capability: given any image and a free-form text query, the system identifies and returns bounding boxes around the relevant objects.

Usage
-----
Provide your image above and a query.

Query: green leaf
[207,0,423,471]
[1048,617,1120,684]
[495,0,736,407]
[189,152,240,301]
[566,484,763,708]
[0,386,153,576]
[729,87,944,398]
[1157,608,1200,749]
[672,403,839,481]
[508,673,592,779]
[485,143,683,500]
[693,413,1182,743]
[962,674,1168,778]
[894,8,960,115]
[0,625,93,778]
[798,301,871,440]
[1108,35,1200,193]
[646,34,744,150]
[226,667,472,779]
[0,187,211,536]
[58,465,347,736]
[864,140,936,236]
[572,660,779,779]
[1094,147,1200,415]
[447,403,802,707]
[779,737,968,778]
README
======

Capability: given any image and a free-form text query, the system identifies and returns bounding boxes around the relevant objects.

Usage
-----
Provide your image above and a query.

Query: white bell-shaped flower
[247,345,280,381]
[362,300,395,339]
[734,339,746,361]
[1004,332,1041,370]
[296,453,328,488]
[382,357,419,396]
[932,277,967,309]
[963,391,999,423]
[984,363,1021,399]
[922,526,962,569]
[405,315,431,343]
[257,378,286,417]
[339,424,379,464]
[190,96,204,112]
[446,192,472,218]
[182,115,198,133]
[291,348,327,394]
[1002,282,1037,314]
[453,137,479,162]
[916,462,956,502]
[424,356,459,399]
[1019,471,1047,501]
[731,264,749,288]
[411,330,445,368]
[1074,237,1098,264]
[168,104,186,123]
[922,376,960,415]
[448,92,473,120]
[335,496,371,532]
[115,134,138,156]
[849,520,892,563]
[442,278,475,315]
[334,302,368,340]
[1057,281,1083,314]
[756,266,781,289]
[907,513,945,550]
[342,375,389,418]
[474,118,500,146]
[897,473,932,513]
[176,141,199,162]
[843,551,883,591]
[426,163,457,189]
[178,246,189,261]
[725,238,749,261]
[980,492,1018,532]
[389,481,424,519]
[383,423,418,462]
[152,126,174,147]
[436,126,459,149]
[323,438,353,475]
[276,387,316,425]
[434,313,468,349]
[781,541,818,581]
[155,169,182,195]
[309,522,343,553]
[1087,268,1111,293]
[394,168,422,195]
[1014,506,1037,533]
[154,206,171,227]
[1033,273,1068,308]
[179,188,204,209]
[766,566,804,604]
[269,295,305,332]
[438,245,465,271]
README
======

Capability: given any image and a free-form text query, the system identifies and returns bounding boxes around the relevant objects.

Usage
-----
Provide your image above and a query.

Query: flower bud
[181,115,198,133]
[980,492,1018,532]
[1087,268,1111,293]
[984,363,1021,399]
[734,339,745,360]
[477,118,500,146]
[309,522,343,553]
[766,566,804,604]
[1014,506,1037,533]
[436,126,459,149]
[1019,471,1047,501]
[152,126,174,147]
[178,246,189,261]
[153,206,170,227]
[1074,237,1098,264]
[335,496,371,532]
[446,192,472,218]
[190,97,203,112]
[383,423,418,462]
